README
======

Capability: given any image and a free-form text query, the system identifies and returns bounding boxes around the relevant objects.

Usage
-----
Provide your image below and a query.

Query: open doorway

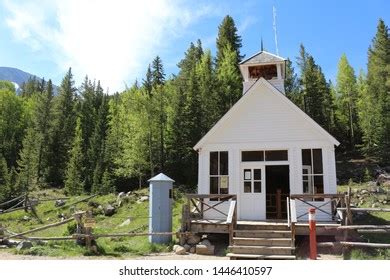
[266,165,290,219]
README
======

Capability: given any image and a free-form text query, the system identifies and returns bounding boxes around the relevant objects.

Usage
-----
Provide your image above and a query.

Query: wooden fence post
[346,187,353,225]
[74,211,84,245]
[0,223,4,241]
[342,188,352,259]
[84,210,93,252]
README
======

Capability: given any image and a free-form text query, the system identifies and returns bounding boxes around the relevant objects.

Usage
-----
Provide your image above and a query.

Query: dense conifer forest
[1,16,389,200]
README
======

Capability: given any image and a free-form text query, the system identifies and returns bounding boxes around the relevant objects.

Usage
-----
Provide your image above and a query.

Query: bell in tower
[239,50,286,94]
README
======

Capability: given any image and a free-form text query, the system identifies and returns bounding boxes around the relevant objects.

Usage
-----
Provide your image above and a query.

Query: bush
[65,222,77,235]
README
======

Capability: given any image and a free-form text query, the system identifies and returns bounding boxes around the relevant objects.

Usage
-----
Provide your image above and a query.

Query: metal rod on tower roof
[261,37,264,51]
[273,6,279,56]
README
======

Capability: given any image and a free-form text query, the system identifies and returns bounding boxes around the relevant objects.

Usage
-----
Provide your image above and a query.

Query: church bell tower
[239,51,286,94]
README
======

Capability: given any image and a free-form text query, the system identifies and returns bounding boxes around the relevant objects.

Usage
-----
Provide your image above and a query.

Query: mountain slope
[0,67,38,87]
[0,66,58,93]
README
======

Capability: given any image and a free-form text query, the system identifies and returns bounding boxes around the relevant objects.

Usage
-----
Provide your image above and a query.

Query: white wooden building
[193,51,340,222]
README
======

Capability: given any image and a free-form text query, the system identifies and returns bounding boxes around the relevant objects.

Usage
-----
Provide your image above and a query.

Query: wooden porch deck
[189,219,341,236]
[182,193,348,259]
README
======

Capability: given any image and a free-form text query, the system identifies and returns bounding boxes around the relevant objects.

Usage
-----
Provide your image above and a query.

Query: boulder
[360,189,369,195]
[55,199,66,207]
[377,173,390,185]
[189,246,196,254]
[138,196,149,202]
[186,234,201,245]
[104,204,116,216]
[173,245,186,255]
[119,218,131,227]
[117,192,126,205]
[370,187,385,194]
[88,201,100,208]
[200,239,212,247]
[183,244,191,252]
[195,244,215,255]
[383,181,390,188]
[16,241,33,251]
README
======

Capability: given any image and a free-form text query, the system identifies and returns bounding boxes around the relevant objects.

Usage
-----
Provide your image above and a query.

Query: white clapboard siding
[206,82,327,144]
[294,199,333,222]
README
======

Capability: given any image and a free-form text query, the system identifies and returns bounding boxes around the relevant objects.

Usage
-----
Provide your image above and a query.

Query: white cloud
[3,0,214,92]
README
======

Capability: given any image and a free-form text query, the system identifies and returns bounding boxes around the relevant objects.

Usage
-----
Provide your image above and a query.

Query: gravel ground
[0,251,228,260]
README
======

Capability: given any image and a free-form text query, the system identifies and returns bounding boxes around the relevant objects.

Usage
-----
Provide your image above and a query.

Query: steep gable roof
[193,78,340,150]
[239,51,286,65]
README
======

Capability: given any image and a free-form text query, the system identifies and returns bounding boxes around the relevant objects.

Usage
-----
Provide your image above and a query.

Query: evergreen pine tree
[151,56,167,172]
[297,45,333,131]
[64,118,84,195]
[216,15,243,66]
[143,65,153,97]
[16,126,39,193]
[216,45,242,115]
[35,79,54,183]
[47,68,76,187]
[196,50,217,134]
[365,19,390,162]
[285,58,302,109]
[152,56,165,86]
[0,154,11,201]
[89,95,109,193]
[335,54,360,149]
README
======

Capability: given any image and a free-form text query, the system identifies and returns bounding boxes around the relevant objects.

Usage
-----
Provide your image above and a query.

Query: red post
[309,208,317,260]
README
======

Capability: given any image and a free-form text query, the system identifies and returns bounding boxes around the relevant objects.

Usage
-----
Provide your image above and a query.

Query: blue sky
[0,0,389,92]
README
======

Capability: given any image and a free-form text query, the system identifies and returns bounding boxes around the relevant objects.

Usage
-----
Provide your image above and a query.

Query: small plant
[65,222,77,235]
[363,168,371,182]
[113,244,130,253]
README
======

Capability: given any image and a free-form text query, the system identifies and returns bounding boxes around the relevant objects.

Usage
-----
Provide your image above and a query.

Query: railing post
[276,189,282,219]
[346,187,353,225]
[200,198,204,219]
[0,223,4,240]
[309,208,317,260]
[287,197,291,227]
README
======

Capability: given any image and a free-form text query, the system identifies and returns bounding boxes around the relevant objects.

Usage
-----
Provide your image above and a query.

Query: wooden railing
[266,189,289,219]
[183,194,237,244]
[289,194,346,223]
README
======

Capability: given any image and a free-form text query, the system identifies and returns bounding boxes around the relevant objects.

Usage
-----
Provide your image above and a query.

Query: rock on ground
[138,196,149,203]
[173,245,186,255]
[119,219,131,227]
[183,244,191,252]
[16,241,33,251]
[186,234,201,245]
[104,204,116,216]
[55,199,66,207]
[195,244,215,255]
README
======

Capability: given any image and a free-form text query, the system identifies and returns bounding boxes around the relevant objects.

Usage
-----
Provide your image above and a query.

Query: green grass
[337,182,390,260]
[0,188,184,258]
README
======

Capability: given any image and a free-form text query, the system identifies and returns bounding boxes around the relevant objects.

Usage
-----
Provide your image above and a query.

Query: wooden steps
[228,245,294,255]
[234,230,291,238]
[227,253,296,260]
[233,237,291,246]
[229,222,295,260]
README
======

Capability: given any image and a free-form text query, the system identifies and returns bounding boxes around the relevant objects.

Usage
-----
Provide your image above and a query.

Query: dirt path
[0,251,228,260]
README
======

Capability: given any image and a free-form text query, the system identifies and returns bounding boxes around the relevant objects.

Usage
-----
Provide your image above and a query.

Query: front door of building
[239,163,266,220]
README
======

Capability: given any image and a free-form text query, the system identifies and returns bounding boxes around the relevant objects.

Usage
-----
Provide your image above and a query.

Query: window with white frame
[210,151,229,196]
[302,149,324,197]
